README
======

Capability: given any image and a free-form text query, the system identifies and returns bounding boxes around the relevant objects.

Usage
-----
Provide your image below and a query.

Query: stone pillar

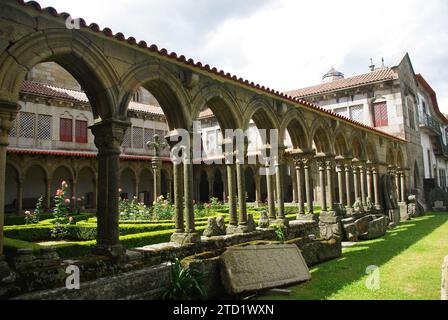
[152,157,162,200]
[275,151,286,220]
[294,158,305,215]
[254,174,261,208]
[226,163,237,228]
[394,169,400,202]
[90,119,130,257]
[183,154,195,234]
[326,159,335,211]
[336,162,344,205]
[345,161,352,209]
[318,159,327,212]
[352,165,359,202]
[304,157,314,214]
[359,162,367,206]
[45,178,52,210]
[400,171,406,203]
[292,167,298,204]
[236,160,248,228]
[266,162,276,219]
[17,177,24,215]
[366,165,373,201]
[373,166,381,210]
[172,162,184,234]
[0,102,17,256]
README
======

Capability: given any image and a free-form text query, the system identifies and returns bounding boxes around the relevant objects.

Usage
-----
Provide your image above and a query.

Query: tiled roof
[7,147,172,161]
[285,68,399,98]
[13,0,406,143]
[21,80,165,116]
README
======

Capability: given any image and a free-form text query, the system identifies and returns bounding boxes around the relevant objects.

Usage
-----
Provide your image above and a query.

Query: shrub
[152,195,174,220]
[51,181,71,239]
[119,197,152,220]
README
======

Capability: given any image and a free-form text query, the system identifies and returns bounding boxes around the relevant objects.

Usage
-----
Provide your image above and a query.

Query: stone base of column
[92,244,125,258]
[226,224,255,234]
[319,211,342,241]
[270,219,290,227]
[388,208,401,228]
[375,205,383,212]
[398,202,410,221]
[170,232,201,245]
[295,214,318,222]
[0,255,16,298]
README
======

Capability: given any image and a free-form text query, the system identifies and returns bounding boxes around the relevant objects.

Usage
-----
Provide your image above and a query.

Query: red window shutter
[373,102,388,127]
[75,120,88,143]
[60,118,73,142]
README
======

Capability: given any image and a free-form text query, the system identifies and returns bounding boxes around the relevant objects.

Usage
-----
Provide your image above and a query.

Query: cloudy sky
[38,0,448,112]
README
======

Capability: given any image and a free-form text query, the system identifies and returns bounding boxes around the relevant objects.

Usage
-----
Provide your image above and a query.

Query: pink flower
[61,180,68,188]
[56,189,63,196]
[69,216,74,223]
[65,198,71,204]
[118,188,123,193]
[77,198,82,202]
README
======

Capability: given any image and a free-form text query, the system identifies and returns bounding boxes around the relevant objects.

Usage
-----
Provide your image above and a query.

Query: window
[122,127,131,148]
[373,102,388,127]
[60,118,73,142]
[19,112,36,139]
[75,120,88,143]
[334,107,348,118]
[9,118,17,137]
[132,127,144,149]
[37,115,52,140]
[349,105,364,123]
[144,128,154,146]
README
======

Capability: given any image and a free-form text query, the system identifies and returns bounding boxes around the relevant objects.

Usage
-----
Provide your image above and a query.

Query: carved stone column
[152,157,162,200]
[0,102,17,256]
[90,119,130,257]
[372,166,381,210]
[266,161,276,219]
[326,159,335,211]
[275,148,286,221]
[304,156,314,214]
[352,164,359,202]
[400,171,406,203]
[172,162,184,234]
[294,158,305,215]
[359,161,367,206]
[394,168,400,202]
[318,159,327,212]
[336,162,344,205]
[254,174,261,208]
[366,163,373,202]
[345,161,352,209]
[183,132,198,240]
[236,158,247,228]
[226,163,237,228]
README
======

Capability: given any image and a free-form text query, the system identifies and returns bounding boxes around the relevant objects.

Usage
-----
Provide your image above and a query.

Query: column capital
[0,101,19,146]
[90,118,131,155]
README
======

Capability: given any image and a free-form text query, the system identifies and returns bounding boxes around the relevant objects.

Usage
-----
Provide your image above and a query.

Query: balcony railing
[419,112,441,134]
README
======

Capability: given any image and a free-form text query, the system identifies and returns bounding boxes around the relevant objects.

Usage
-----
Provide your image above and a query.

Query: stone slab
[220,244,311,295]
[442,256,448,300]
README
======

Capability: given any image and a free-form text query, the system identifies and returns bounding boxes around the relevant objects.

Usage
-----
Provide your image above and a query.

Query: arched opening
[23,165,46,210]
[5,164,19,214]
[77,167,96,209]
[213,169,224,201]
[138,169,153,205]
[120,168,136,200]
[312,126,331,155]
[245,167,256,202]
[161,169,170,199]
[51,166,73,201]
[199,170,209,203]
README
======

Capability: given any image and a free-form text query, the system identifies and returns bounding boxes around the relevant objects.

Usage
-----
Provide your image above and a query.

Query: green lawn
[259,212,448,300]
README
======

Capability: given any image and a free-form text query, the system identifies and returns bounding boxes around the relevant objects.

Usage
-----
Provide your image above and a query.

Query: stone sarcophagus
[220,244,311,295]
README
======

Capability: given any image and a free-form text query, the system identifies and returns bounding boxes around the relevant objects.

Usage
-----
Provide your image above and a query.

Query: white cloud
[35,0,448,111]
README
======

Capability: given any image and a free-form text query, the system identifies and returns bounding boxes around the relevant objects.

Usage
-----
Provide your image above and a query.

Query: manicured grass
[259,212,448,300]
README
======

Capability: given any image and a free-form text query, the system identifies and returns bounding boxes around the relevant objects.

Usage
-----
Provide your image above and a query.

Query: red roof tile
[285,68,399,98]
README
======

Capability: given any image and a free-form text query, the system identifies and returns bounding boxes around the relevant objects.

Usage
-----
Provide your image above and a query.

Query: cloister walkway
[260,212,448,300]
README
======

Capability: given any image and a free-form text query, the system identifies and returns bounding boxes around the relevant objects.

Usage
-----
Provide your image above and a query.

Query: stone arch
[192,85,243,130]
[397,149,405,168]
[5,163,20,213]
[0,29,120,119]
[333,129,349,157]
[350,135,365,160]
[120,167,137,199]
[119,62,191,130]
[365,140,378,162]
[279,109,310,151]
[386,144,396,166]
[23,164,47,208]
[77,166,96,209]
[310,122,332,154]
[51,165,74,198]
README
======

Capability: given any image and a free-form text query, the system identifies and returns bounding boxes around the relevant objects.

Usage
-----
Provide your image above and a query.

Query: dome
[322,67,344,83]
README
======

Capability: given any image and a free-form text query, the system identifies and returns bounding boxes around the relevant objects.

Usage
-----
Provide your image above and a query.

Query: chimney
[369,58,375,72]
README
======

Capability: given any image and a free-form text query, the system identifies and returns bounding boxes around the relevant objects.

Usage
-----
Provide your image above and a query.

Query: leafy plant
[34,196,44,222]
[272,223,286,243]
[51,181,70,239]
[162,258,207,300]
[152,195,174,220]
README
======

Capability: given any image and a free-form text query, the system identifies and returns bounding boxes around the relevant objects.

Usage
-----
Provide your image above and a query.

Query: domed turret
[322,67,344,83]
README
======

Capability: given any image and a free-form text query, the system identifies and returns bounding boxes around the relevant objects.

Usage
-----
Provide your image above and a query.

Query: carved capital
[0,101,19,146]
[90,119,131,155]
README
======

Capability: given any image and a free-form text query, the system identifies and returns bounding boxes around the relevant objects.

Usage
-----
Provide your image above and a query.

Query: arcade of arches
[0,0,412,257]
